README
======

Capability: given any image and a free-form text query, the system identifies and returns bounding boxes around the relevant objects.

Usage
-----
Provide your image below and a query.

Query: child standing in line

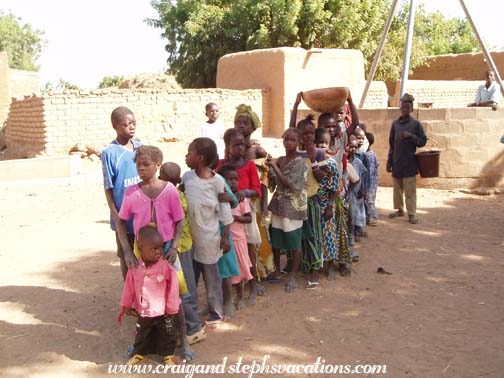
[218,128,261,305]
[365,132,379,226]
[118,226,180,366]
[101,106,141,279]
[201,102,225,159]
[159,163,207,348]
[183,137,233,325]
[315,127,330,150]
[267,128,307,293]
[218,165,254,309]
[347,139,367,242]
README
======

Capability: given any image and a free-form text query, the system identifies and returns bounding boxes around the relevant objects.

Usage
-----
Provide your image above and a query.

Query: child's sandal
[164,355,177,365]
[126,354,145,365]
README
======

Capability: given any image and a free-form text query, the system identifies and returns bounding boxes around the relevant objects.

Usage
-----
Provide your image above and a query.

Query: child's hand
[220,237,230,254]
[124,251,138,270]
[125,308,139,317]
[237,191,246,202]
[218,191,234,203]
[400,130,413,140]
[165,247,178,264]
[265,154,273,166]
[295,92,303,105]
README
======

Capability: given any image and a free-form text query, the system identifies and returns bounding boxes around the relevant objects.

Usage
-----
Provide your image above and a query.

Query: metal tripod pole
[459,0,504,95]
[359,0,400,108]
[399,0,416,102]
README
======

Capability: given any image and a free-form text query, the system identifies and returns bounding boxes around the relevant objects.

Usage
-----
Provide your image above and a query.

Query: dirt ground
[1,157,504,378]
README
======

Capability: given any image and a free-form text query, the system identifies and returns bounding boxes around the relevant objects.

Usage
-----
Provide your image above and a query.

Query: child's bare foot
[256,283,265,296]
[179,337,195,362]
[223,302,233,318]
[285,277,297,293]
[236,298,246,310]
[326,265,338,281]
[246,295,257,306]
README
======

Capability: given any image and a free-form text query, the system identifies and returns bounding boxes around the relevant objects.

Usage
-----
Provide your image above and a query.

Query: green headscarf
[234,104,261,130]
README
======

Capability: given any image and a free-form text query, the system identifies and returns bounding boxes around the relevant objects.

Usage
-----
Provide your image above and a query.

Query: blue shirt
[101,139,142,232]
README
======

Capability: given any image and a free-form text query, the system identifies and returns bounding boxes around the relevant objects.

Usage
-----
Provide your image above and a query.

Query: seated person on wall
[467,70,501,110]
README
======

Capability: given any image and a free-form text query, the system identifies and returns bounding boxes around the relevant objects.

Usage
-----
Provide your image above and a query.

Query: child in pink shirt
[118,225,180,365]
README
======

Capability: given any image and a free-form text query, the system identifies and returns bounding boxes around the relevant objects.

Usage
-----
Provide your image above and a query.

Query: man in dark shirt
[386,93,427,224]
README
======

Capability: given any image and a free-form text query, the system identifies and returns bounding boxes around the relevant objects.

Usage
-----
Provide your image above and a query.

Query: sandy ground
[1,156,504,378]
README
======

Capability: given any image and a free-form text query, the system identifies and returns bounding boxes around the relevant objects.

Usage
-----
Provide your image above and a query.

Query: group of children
[102,95,380,365]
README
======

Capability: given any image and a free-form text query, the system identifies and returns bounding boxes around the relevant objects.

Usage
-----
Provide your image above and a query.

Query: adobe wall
[389,80,480,108]
[298,107,504,190]
[217,47,388,137]
[410,52,504,81]
[3,88,268,158]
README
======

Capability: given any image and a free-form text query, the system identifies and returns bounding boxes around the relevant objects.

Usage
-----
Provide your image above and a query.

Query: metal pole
[399,0,416,103]
[459,0,504,95]
[359,0,400,108]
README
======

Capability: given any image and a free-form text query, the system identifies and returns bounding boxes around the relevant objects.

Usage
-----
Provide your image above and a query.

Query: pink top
[119,182,184,242]
[230,199,251,242]
[118,259,181,324]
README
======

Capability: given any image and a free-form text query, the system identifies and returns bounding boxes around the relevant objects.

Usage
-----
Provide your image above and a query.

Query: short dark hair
[137,225,162,244]
[317,112,335,127]
[217,164,237,179]
[191,137,218,166]
[205,102,218,111]
[283,127,301,139]
[365,132,375,146]
[315,127,329,143]
[111,106,133,125]
[297,114,315,130]
[223,128,243,146]
[135,145,163,163]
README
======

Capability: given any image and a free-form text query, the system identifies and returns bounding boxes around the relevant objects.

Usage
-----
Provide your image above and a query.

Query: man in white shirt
[468,70,501,110]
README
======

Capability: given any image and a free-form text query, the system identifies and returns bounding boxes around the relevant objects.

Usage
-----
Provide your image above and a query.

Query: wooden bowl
[301,87,349,113]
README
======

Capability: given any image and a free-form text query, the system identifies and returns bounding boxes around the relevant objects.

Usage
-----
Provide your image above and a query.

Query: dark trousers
[132,315,177,357]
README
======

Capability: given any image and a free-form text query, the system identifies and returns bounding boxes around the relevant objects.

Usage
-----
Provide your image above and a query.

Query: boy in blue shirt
[101,106,141,279]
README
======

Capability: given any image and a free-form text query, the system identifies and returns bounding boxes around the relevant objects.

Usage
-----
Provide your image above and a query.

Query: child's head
[296,114,316,147]
[137,225,163,265]
[218,165,239,193]
[205,102,219,123]
[317,113,339,139]
[159,162,181,186]
[346,138,358,158]
[134,146,163,181]
[234,104,261,138]
[365,132,375,148]
[111,106,136,140]
[282,127,300,153]
[223,128,246,159]
[334,106,346,124]
[315,128,330,149]
[399,93,414,118]
[186,137,218,169]
[353,127,366,148]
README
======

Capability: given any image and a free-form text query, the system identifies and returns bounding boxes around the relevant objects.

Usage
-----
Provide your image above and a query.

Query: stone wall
[389,80,480,108]
[298,107,504,190]
[410,52,504,81]
[4,88,268,157]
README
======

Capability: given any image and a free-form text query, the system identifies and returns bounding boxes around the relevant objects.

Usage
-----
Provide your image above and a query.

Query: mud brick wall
[297,107,504,190]
[3,88,268,157]
[389,80,482,108]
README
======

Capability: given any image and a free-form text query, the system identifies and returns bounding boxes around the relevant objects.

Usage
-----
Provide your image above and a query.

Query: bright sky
[1,0,501,89]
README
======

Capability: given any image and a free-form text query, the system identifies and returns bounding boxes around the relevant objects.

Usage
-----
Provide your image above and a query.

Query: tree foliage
[0,11,44,71]
[148,0,478,88]
[98,75,125,88]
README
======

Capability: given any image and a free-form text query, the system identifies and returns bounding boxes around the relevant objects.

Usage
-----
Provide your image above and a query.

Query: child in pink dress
[218,165,254,310]
[118,225,180,365]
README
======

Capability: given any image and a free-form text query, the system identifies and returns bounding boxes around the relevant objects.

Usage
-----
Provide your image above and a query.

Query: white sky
[1,0,501,89]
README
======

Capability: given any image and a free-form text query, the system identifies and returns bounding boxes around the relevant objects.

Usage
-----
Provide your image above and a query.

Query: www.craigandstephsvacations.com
[107,355,388,377]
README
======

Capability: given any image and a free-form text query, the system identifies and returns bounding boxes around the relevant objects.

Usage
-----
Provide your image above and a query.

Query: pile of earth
[118,73,181,90]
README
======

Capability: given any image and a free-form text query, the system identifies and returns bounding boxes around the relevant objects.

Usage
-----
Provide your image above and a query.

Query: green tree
[148,0,478,87]
[0,11,44,71]
[98,75,125,88]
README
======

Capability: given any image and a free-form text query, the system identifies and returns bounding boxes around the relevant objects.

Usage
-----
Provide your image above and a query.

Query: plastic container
[416,150,440,178]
